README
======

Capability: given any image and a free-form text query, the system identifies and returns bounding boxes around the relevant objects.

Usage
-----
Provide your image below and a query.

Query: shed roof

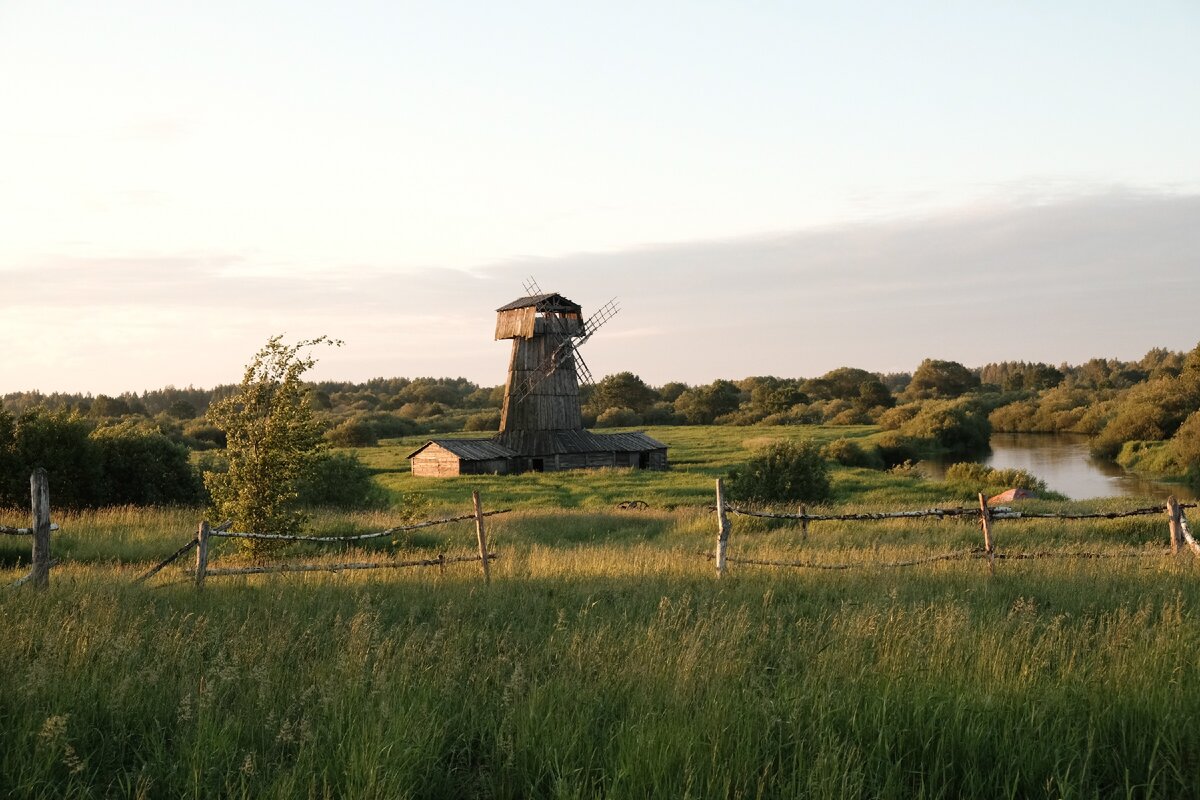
[493,429,667,455]
[496,293,582,314]
[406,438,519,461]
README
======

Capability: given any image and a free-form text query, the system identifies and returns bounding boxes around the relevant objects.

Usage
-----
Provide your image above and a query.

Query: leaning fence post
[195,520,210,587]
[978,493,995,576]
[798,503,808,540]
[1179,508,1200,556]
[30,468,51,590]
[1166,496,1183,555]
[472,491,491,584]
[715,478,731,578]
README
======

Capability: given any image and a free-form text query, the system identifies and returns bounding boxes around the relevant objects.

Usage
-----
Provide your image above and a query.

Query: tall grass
[2,503,1199,798]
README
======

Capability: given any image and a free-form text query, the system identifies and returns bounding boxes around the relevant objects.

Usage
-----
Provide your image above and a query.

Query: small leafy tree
[726,439,832,504]
[205,336,339,554]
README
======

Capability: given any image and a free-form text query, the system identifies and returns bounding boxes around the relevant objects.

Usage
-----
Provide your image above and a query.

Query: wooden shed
[407,439,518,478]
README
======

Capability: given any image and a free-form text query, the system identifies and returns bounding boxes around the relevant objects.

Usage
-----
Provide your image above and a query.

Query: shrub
[904,358,980,400]
[1090,376,1200,459]
[1169,411,1200,484]
[820,438,884,469]
[357,412,422,439]
[899,398,991,455]
[324,417,379,447]
[944,462,1048,495]
[90,422,204,505]
[463,411,501,432]
[642,402,681,425]
[0,409,103,509]
[595,407,642,428]
[872,432,922,468]
[725,440,832,504]
[295,452,386,509]
[713,408,767,426]
[183,420,226,449]
[673,381,741,425]
[761,405,822,426]
[828,407,869,425]
[878,403,921,430]
[988,400,1039,433]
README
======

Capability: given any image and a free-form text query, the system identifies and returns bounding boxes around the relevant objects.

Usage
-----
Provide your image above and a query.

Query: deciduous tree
[205,335,339,554]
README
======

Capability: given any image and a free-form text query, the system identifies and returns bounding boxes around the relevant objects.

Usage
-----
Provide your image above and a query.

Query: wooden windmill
[407,281,668,476]
[493,283,619,446]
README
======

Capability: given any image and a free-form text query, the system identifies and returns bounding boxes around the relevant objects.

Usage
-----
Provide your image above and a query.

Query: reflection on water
[920,433,1197,501]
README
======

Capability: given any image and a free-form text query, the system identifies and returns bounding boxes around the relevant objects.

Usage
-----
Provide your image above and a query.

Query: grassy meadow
[2,425,1199,798]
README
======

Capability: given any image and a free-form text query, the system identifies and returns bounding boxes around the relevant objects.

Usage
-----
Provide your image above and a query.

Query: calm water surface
[922,432,1197,501]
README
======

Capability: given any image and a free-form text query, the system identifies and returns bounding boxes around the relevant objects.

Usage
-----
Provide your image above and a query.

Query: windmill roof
[496,293,582,314]
[406,438,519,461]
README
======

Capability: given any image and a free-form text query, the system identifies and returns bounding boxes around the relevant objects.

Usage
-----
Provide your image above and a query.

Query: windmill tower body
[494,294,584,452]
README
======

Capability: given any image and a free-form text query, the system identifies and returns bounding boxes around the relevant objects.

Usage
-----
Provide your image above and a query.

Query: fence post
[978,493,995,576]
[1179,509,1200,556]
[715,478,731,578]
[1166,496,1183,555]
[195,520,210,587]
[472,491,491,584]
[29,468,51,590]
[798,503,808,540]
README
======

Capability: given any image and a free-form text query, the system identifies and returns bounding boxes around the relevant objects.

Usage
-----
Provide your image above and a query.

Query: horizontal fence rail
[208,509,510,544]
[129,491,507,588]
[721,504,1196,522]
[709,478,1200,579]
[0,523,61,536]
[203,553,499,578]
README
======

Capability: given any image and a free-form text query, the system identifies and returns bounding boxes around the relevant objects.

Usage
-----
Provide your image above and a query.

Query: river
[919,432,1197,501]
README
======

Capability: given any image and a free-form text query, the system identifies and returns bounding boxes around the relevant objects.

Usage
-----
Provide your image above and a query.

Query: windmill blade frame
[510,297,619,402]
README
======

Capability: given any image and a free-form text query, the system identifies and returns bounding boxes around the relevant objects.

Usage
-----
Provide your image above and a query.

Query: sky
[2,1,1198,394]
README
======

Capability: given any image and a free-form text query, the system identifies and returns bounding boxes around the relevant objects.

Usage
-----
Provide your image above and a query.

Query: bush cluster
[725,440,832,504]
[0,409,202,508]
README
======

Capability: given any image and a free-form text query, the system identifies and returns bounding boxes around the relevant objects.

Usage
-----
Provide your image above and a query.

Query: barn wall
[585,452,617,468]
[461,458,513,475]
[411,454,461,477]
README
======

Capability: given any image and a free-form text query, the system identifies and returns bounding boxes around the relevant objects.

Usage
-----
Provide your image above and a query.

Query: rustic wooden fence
[709,478,1200,577]
[136,491,506,587]
[8,469,1200,588]
[0,469,60,589]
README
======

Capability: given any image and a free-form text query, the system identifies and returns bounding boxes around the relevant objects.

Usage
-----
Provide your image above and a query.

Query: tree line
[3,342,1199,509]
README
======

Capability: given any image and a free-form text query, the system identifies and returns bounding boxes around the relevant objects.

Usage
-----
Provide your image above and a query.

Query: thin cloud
[2,190,1197,393]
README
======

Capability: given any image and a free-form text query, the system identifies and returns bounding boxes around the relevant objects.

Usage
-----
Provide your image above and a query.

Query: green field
[2,425,1198,798]
[361,424,975,510]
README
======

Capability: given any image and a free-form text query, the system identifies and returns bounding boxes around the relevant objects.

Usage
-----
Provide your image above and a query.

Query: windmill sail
[511,298,619,402]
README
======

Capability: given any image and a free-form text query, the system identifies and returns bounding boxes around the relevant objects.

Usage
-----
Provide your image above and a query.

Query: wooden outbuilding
[407,439,518,478]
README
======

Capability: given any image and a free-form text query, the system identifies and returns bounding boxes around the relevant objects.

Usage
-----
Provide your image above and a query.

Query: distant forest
[3,343,1199,507]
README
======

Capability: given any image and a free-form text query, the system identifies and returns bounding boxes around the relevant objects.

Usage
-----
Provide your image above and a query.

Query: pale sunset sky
[2,1,1197,394]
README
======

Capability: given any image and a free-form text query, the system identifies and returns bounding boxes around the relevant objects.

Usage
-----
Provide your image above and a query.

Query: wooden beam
[1167,496,1183,555]
[473,490,491,584]
[979,493,995,576]
[716,479,731,578]
[29,468,51,590]
[195,520,210,587]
